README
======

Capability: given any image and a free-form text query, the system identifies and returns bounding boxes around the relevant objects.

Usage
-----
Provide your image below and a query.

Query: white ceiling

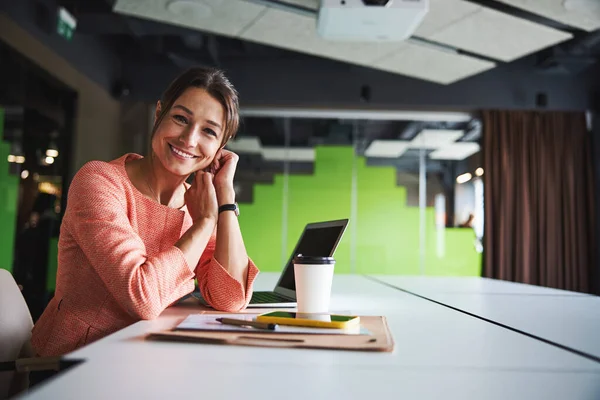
[279,0,318,9]
[423,4,572,62]
[372,41,495,85]
[241,7,404,66]
[496,0,600,32]
[117,0,265,37]
[113,0,577,84]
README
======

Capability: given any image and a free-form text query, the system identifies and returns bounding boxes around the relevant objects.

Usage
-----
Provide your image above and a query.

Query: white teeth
[170,145,195,158]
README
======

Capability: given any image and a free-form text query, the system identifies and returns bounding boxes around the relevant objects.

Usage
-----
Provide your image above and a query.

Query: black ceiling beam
[55,0,114,15]
[75,13,130,34]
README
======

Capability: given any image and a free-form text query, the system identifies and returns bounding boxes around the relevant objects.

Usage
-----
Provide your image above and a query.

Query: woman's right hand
[185,171,218,224]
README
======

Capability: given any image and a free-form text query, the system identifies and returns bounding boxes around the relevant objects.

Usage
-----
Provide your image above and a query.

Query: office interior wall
[0,15,122,174]
[0,107,19,272]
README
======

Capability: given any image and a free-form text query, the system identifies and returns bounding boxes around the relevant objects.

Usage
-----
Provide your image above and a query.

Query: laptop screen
[277,225,346,291]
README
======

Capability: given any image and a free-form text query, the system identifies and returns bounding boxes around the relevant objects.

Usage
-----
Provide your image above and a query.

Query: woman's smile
[168,143,198,160]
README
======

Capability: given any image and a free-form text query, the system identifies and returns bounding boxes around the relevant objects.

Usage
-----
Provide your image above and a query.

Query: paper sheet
[176,314,370,335]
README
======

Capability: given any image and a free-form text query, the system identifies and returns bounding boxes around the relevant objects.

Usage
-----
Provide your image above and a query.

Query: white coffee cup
[293,254,335,313]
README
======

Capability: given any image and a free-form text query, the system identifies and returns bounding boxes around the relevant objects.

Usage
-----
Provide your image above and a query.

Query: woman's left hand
[211,149,239,203]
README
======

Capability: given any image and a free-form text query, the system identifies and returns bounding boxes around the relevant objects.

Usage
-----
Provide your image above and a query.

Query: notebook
[192,219,348,308]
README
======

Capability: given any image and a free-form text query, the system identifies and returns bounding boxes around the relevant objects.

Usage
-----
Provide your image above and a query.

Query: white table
[371,275,600,361]
[19,274,600,400]
[368,275,589,296]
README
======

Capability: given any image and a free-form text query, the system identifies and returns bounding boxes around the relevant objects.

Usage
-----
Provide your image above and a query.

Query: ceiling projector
[317,0,429,42]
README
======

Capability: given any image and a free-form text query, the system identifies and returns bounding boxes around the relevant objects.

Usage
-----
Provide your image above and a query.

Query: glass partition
[233,110,482,276]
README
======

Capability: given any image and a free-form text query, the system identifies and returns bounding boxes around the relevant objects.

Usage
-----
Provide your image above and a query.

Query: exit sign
[57,7,77,40]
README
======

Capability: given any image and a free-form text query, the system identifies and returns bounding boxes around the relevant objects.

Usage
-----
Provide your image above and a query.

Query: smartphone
[256,311,360,329]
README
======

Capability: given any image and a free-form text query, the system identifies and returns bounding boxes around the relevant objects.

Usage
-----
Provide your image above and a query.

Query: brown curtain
[482,110,595,293]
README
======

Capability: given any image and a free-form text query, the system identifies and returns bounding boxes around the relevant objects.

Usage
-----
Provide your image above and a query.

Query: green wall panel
[238,175,284,272]
[287,147,353,274]
[46,237,59,291]
[0,108,19,273]
[238,145,481,276]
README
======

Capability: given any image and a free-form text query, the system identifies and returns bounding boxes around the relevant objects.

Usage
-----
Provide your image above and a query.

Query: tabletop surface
[19,273,600,400]
[368,275,591,296]
[370,275,600,361]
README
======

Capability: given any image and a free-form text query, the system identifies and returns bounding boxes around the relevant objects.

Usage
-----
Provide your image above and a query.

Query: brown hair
[152,67,239,146]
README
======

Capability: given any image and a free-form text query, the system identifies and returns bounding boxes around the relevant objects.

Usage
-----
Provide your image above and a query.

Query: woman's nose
[179,125,200,147]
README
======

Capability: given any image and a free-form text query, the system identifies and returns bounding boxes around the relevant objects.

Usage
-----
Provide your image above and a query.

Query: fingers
[194,171,214,185]
[194,170,203,185]
[220,149,238,161]
[203,171,213,186]
[205,150,239,178]
[217,150,238,167]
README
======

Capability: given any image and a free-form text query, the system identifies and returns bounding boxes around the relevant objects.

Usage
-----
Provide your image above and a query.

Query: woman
[31,67,258,357]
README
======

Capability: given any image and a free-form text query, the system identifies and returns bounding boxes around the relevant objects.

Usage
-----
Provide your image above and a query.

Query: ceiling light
[429,142,480,160]
[46,149,59,158]
[226,137,262,153]
[166,0,214,19]
[409,129,464,150]
[364,140,410,158]
[21,170,29,179]
[7,154,15,163]
[15,156,25,164]
[262,148,315,162]
[475,167,484,177]
[456,173,472,184]
[45,156,55,165]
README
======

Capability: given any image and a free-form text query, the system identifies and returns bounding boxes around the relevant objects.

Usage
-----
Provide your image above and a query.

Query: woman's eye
[205,128,217,137]
[173,115,188,124]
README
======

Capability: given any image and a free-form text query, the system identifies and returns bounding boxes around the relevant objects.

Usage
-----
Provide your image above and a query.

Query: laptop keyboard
[250,291,293,304]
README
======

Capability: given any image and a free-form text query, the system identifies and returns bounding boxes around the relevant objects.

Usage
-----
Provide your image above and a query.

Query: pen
[216,317,278,331]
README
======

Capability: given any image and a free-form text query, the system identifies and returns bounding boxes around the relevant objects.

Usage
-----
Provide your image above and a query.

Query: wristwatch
[218,203,239,217]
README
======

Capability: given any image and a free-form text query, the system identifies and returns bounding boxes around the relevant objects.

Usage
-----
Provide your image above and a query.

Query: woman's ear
[154,101,162,125]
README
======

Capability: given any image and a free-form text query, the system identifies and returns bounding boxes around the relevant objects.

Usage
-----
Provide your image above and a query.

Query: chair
[0,269,59,398]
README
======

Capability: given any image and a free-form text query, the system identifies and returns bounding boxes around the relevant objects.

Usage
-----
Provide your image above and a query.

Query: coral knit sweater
[31,153,258,356]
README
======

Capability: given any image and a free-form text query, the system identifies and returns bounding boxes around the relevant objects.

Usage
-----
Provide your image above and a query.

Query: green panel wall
[355,156,481,276]
[0,108,19,272]
[46,237,59,291]
[239,145,481,276]
[238,175,284,272]
[287,147,353,273]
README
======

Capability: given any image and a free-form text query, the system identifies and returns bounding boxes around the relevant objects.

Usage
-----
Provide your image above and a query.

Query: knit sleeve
[64,162,195,320]
[196,236,259,312]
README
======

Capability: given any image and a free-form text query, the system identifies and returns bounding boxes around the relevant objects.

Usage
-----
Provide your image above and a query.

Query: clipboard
[146,316,394,352]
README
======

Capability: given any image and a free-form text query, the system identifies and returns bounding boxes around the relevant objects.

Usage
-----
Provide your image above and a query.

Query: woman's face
[151,87,225,177]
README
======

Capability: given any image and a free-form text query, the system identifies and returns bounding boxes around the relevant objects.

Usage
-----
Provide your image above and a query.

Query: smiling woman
[30,67,259,357]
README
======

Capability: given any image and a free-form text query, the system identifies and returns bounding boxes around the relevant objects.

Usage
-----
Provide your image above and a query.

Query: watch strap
[218,203,239,216]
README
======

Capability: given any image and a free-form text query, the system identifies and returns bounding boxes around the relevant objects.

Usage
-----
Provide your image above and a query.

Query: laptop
[246,218,348,308]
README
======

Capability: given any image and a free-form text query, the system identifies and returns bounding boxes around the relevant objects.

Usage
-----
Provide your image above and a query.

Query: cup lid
[293,254,335,264]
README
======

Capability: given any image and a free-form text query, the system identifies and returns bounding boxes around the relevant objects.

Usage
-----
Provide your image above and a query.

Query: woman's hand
[185,171,219,224]
[211,149,239,205]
